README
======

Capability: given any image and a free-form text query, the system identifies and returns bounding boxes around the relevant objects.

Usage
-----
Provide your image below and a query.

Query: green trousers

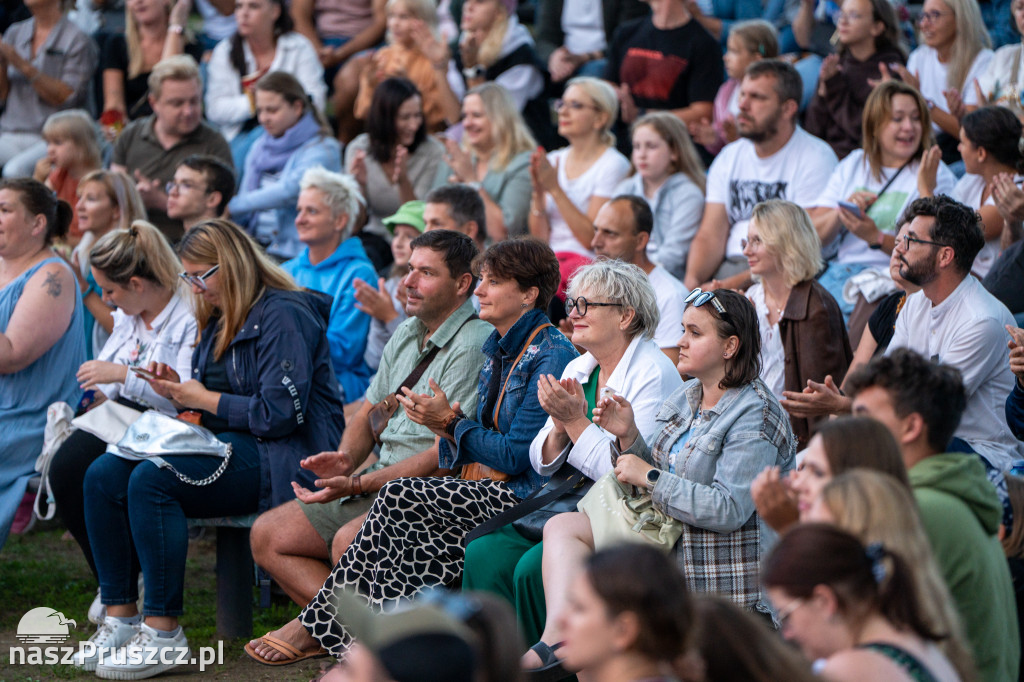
[462,525,546,645]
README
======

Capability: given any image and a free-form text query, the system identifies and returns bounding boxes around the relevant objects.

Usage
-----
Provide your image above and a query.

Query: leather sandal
[524,641,572,681]
[243,633,329,666]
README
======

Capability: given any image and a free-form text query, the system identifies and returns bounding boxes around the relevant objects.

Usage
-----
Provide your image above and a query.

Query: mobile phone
[131,367,159,381]
[838,200,864,218]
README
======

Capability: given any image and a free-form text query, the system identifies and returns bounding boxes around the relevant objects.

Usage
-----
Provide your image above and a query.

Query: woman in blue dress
[0,178,86,549]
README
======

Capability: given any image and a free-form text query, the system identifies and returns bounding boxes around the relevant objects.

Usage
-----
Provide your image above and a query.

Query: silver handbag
[107,411,232,486]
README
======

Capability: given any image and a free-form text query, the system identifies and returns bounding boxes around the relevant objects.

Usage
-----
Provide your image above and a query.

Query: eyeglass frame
[565,296,623,317]
[684,287,729,317]
[165,180,210,195]
[179,264,220,291]
[917,9,951,24]
[554,99,600,113]
[775,596,807,629]
[899,233,947,250]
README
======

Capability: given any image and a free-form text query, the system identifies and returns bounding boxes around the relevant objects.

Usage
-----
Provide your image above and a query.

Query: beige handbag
[578,470,683,551]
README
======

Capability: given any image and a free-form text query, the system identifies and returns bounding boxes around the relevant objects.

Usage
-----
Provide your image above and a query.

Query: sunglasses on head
[684,288,728,316]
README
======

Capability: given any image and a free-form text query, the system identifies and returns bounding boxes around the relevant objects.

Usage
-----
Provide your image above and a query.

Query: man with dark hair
[590,195,687,361]
[249,230,492,663]
[886,195,1023,471]
[166,155,236,232]
[846,349,1019,682]
[684,59,837,291]
[423,184,487,247]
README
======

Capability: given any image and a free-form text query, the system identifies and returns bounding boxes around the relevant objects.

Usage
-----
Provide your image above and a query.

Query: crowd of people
[2,0,1024,680]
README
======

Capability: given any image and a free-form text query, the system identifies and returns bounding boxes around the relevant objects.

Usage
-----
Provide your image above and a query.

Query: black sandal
[524,641,571,681]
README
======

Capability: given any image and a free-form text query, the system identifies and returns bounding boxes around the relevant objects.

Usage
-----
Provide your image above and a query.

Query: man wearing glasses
[166,155,236,232]
[887,195,1024,473]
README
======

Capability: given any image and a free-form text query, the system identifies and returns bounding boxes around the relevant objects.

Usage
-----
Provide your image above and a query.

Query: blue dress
[0,257,86,549]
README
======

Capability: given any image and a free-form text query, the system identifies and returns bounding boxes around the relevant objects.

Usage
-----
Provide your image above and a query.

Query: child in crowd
[614,112,706,281]
[33,111,104,249]
[689,20,778,156]
[354,200,422,373]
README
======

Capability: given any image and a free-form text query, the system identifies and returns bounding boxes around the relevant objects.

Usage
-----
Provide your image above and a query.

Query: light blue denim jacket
[439,308,578,499]
[626,377,796,611]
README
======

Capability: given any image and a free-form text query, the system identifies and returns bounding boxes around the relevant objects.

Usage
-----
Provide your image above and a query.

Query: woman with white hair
[743,199,852,447]
[282,167,377,403]
[462,259,684,655]
[528,77,630,278]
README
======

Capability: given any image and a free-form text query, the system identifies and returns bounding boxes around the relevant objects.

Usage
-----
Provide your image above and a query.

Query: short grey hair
[567,259,659,340]
[300,167,365,239]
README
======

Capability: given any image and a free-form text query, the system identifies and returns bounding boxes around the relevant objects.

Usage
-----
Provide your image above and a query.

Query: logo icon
[16,607,77,644]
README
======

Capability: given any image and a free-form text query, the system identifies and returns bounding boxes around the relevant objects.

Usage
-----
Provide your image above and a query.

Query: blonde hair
[729,19,779,58]
[89,220,182,292]
[78,169,147,232]
[125,0,172,79]
[42,110,102,170]
[630,112,706,193]
[566,76,619,147]
[474,0,510,68]
[567,260,659,340]
[300,166,365,240]
[385,0,437,43]
[821,470,978,682]
[177,219,300,360]
[466,82,536,171]
[862,80,933,182]
[929,0,991,91]
[749,200,822,286]
[148,55,202,101]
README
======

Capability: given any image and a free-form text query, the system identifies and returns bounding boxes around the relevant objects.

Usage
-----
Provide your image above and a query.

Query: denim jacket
[439,308,578,499]
[626,377,796,611]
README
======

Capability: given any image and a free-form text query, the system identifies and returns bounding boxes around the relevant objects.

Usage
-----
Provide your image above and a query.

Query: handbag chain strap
[160,444,233,486]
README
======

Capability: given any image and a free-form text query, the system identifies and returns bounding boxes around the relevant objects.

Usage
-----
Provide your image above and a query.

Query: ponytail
[90,220,182,292]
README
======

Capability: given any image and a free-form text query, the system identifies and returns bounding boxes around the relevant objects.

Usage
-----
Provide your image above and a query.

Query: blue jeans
[83,432,260,617]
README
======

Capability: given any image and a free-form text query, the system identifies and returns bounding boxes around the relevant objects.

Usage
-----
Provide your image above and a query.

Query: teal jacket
[911,453,1020,682]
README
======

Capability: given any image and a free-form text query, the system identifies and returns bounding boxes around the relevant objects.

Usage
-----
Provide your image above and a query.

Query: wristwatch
[443,411,464,438]
[868,231,886,250]
[462,65,485,81]
[646,468,661,491]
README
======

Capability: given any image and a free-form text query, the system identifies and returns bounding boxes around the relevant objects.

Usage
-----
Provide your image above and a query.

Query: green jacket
[911,453,1020,682]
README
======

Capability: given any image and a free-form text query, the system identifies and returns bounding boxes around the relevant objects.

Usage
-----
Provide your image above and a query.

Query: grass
[0,524,329,681]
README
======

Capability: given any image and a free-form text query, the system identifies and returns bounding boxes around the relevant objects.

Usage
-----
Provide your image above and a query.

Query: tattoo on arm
[43,271,62,298]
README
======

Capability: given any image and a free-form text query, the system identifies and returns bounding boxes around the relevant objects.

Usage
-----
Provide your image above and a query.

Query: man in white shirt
[887,195,1024,472]
[590,195,688,362]
[684,59,838,291]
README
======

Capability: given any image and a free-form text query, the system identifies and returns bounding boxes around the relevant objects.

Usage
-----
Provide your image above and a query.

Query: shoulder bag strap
[464,465,585,546]
[491,323,552,433]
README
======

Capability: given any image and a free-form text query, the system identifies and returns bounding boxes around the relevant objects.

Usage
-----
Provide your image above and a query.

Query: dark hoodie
[910,453,1020,682]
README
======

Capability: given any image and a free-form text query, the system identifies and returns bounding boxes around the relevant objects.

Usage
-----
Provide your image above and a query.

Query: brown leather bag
[367,345,441,445]
[459,323,552,483]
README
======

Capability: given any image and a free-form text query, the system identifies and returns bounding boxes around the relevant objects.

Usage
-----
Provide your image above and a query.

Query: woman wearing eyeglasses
[522,286,794,678]
[763,524,961,682]
[48,221,197,618]
[528,77,630,279]
[461,259,683,666]
[74,219,345,678]
[742,200,852,448]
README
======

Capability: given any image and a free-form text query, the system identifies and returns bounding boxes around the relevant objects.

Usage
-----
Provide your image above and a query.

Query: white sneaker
[89,577,145,625]
[95,622,191,680]
[72,616,138,672]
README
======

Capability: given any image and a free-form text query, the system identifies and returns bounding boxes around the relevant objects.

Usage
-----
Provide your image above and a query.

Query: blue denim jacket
[626,377,796,611]
[439,308,578,499]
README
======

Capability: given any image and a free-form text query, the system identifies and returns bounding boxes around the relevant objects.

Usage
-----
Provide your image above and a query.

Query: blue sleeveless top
[0,256,86,548]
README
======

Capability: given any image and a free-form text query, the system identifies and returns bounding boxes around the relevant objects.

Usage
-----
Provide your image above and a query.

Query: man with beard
[684,60,837,291]
[887,195,1023,472]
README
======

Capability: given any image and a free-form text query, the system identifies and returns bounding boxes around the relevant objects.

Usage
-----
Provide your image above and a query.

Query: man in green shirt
[848,349,1020,682]
[250,230,493,618]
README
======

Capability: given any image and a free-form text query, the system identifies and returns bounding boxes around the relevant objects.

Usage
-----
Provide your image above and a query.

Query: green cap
[382,200,426,235]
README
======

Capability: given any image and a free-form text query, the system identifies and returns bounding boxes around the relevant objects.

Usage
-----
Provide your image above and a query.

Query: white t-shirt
[906,45,993,134]
[546,146,631,256]
[812,149,957,267]
[562,0,606,55]
[888,277,1024,471]
[706,127,838,259]
[976,43,1024,109]
[746,282,785,399]
[648,265,688,349]
[951,172,1022,278]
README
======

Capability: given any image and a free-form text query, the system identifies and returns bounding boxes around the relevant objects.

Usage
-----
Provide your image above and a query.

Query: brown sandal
[244,632,329,666]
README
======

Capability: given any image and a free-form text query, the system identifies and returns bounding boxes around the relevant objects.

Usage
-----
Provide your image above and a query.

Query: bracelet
[351,474,363,496]
[169,23,184,34]
[441,409,462,437]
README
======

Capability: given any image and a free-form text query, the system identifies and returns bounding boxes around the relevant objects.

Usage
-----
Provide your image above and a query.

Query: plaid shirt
[626,378,795,612]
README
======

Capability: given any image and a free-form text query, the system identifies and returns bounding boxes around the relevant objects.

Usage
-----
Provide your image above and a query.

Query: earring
[521,303,528,309]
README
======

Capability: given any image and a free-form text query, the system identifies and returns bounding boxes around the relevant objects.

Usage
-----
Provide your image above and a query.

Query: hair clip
[864,542,887,584]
